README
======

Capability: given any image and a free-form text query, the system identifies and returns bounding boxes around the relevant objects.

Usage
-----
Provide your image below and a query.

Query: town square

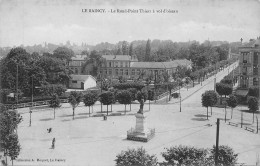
[0,0,260,166]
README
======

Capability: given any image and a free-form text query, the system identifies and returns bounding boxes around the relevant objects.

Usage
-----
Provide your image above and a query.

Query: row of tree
[0,104,22,166]
[47,84,154,120]
[0,47,74,100]
[115,145,238,166]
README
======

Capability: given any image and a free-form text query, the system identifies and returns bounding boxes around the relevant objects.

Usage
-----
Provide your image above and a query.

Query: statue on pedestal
[137,98,144,114]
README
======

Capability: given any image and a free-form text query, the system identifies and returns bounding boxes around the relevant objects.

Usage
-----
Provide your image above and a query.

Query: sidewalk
[156,61,238,104]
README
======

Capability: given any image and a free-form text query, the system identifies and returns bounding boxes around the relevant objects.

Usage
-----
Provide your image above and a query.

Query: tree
[53,46,74,61]
[161,145,210,166]
[248,96,259,123]
[202,90,218,119]
[6,133,21,166]
[40,84,67,96]
[145,39,151,61]
[49,94,61,119]
[190,72,199,87]
[115,147,158,166]
[248,86,259,99]
[0,107,22,165]
[99,91,114,115]
[81,50,89,56]
[83,91,98,117]
[210,145,238,165]
[226,95,238,119]
[136,90,148,103]
[129,42,134,57]
[68,91,82,120]
[216,83,230,104]
[147,90,155,111]
[117,90,132,114]
[122,41,129,55]
[1,48,47,96]
[128,88,137,111]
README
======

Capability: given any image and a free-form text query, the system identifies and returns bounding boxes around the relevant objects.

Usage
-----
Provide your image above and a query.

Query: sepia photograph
[0,0,260,165]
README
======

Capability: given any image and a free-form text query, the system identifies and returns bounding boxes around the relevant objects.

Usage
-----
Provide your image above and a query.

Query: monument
[127,98,155,142]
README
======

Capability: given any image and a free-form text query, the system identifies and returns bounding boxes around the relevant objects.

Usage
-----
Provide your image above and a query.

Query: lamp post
[179,79,182,112]
[161,62,168,103]
[15,61,19,109]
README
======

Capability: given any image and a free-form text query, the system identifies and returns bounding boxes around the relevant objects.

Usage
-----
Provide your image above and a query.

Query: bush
[40,84,67,96]
[115,147,158,166]
[136,90,148,102]
[161,145,210,165]
[248,86,259,98]
[113,82,145,91]
[210,145,238,165]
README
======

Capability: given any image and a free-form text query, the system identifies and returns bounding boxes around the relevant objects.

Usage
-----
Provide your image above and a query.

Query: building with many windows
[238,39,260,89]
[68,55,88,74]
[100,55,192,80]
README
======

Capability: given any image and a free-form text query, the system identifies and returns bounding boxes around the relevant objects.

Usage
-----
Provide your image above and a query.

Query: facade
[238,39,260,89]
[68,54,192,81]
[69,75,97,90]
[69,55,88,75]
[100,55,192,80]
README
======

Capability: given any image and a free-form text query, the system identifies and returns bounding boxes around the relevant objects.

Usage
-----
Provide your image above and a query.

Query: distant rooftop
[130,59,192,69]
[102,55,138,61]
[71,55,88,61]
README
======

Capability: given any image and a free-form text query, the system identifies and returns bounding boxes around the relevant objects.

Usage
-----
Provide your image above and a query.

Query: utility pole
[241,111,243,128]
[16,63,18,109]
[215,118,220,166]
[179,80,181,112]
[257,116,258,134]
[224,104,227,123]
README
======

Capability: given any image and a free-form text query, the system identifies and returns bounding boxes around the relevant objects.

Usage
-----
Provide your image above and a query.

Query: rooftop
[71,55,88,61]
[70,74,96,81]
[130,59,192,69]
[102,55,137,61]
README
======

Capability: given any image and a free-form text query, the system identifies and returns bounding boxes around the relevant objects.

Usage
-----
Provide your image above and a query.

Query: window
[120,62,123,67]
[109,62,112,67]
[72,80,77,83]
[253,52,259,64]
[131,69,135,75]
[125,62,128,67]
[104,69,107,75]
[75,68,78,74]
[125,69,129,75]
[109,69,112,75]
[253,66,258,75]
[137,69,140,75]
[242,67,247,75]
[253,78,259,86]
[115,69,118,75]
[242,52,249,63]
[120,69,123,75]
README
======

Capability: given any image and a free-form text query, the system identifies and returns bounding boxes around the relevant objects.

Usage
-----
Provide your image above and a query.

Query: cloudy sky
[0,0,259,47]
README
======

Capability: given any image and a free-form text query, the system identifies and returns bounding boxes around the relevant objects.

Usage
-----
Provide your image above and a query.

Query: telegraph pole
[215,118,220,166]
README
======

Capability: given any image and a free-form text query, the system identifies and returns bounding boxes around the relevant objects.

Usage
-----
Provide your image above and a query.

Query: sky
[0,0,259,47]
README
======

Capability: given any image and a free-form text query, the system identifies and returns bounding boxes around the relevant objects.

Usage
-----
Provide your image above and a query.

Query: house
[238,38,260,89]
[69,55,88,75]
[69,75,96,90]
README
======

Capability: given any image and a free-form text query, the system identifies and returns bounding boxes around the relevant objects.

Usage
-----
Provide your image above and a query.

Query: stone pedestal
[134,113,148,134]
[127,112,155,142]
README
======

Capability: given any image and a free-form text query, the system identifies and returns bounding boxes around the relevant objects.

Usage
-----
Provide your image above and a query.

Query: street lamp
[214,64,217,91]
[160,62,168,103]
[179,79,182,112]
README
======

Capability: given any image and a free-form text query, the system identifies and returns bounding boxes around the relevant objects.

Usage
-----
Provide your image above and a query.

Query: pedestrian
[52,138,55,149]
